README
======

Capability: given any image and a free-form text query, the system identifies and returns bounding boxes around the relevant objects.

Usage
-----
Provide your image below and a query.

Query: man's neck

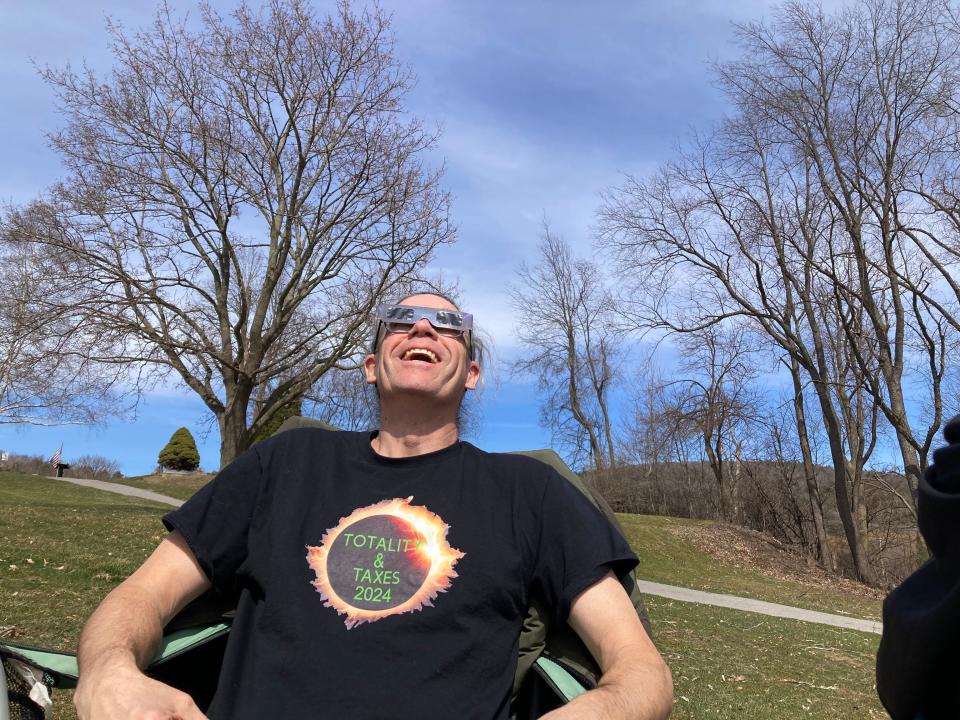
[374,402,460,458]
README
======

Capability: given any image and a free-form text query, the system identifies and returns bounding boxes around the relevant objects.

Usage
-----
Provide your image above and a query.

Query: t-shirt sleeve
[531,472,639,623]
[162,444,265,594]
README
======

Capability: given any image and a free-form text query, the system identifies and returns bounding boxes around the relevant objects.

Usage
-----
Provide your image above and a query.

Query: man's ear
[363,353,378,385]
[464,360,480,391]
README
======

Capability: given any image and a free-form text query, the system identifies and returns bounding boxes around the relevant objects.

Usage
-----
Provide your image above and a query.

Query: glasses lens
[377,304,472,335]
[385,321,463,338]
[385,321,413,334]
[375,306,474,359]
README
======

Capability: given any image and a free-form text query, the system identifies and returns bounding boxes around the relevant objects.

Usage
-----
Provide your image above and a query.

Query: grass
[649,595,886,719]
[105,471,212,501]
[0,471,173,719]
[619,514,883,621]
[0,470,887,718]
[0,472,169,649]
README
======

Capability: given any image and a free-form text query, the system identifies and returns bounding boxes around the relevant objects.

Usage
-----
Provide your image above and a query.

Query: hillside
[592,458,919,587]
[110,471,214,501]
[620,514,884,621]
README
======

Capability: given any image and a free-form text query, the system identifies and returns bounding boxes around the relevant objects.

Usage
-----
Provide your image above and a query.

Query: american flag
[49,445,62,468]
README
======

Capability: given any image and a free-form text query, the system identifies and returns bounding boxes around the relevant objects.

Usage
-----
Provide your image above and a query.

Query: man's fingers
[140,695,206,720]
[181,704,209,720]
[173,691,208,720]
[75,671,208,720]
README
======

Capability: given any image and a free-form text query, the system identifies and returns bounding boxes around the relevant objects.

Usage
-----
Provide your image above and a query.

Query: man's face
[363,294,480,405]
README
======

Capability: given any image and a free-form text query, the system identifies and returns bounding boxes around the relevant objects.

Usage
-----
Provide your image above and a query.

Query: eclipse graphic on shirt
[306,497,465,629]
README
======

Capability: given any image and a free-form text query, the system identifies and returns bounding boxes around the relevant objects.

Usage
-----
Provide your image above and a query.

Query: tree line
[511,0,960,586]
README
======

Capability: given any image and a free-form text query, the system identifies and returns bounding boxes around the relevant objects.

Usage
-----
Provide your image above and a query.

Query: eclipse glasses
[375,304,473,338]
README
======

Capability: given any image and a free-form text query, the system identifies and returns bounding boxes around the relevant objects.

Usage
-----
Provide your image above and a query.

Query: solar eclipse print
[306,497,465,629]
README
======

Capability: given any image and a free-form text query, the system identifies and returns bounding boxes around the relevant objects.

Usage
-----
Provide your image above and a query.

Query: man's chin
[382,383,464,404]
[391,385,443,398]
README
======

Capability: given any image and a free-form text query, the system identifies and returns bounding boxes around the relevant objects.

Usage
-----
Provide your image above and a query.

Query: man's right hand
[74,659,207,719]
[73,531,212,720]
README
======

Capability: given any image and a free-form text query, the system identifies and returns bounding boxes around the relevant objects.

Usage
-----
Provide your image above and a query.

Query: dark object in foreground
[877,414,960,719]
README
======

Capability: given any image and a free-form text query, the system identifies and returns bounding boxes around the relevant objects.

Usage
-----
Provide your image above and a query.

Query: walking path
[48,475,184,508]
[636,579,881,634]
[48,474,882,634]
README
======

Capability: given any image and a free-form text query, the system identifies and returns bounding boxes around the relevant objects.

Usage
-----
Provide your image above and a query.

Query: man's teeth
[402,348,438,363]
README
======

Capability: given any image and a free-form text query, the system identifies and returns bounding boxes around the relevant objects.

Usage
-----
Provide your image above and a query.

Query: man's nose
[408,317,439,337]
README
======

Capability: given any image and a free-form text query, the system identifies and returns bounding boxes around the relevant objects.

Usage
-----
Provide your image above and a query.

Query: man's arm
[541,572,673,720]
[73,530,212,720]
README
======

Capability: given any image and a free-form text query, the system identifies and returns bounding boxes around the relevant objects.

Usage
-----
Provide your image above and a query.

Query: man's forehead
[399,294,458,311]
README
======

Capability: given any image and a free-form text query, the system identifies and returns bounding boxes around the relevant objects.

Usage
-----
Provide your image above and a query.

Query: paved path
[47,474,881,634]
[636,579,882,634]
[47,475,183,508]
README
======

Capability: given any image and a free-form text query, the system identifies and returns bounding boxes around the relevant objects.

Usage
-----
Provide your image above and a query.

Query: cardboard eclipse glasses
[375,304,473,338]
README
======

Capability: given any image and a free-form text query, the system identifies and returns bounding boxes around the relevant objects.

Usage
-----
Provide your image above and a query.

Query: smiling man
[363,295,482,458]
[73,293,673,720]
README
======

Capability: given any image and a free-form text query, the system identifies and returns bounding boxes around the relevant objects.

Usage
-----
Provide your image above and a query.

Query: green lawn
[1,471,887,718]
[650,595,886,719]
[620,514,883,621]
[0,473,169,650]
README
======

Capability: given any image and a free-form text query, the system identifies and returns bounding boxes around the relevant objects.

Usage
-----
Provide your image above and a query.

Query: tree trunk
[565,329,604,470]
[886,385,923,499]
[730,439,743,525]
[789,360,835,570]
[597,390,617,469]
[812,379,877,585]
[702,431,729,521]
[218,381,254,469]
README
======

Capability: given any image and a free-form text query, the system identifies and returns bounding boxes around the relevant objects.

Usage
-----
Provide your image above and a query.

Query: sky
[0,0,787,474]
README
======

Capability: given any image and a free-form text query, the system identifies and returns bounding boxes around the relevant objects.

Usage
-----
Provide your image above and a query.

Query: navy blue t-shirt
[163,428,637,719]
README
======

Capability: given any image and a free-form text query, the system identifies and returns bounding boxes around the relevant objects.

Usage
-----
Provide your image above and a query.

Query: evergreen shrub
[158,427,200,471]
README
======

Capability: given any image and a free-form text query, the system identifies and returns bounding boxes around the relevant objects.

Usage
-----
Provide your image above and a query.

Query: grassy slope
[0,472,176,719]
[1,471,886,719]
[619,514,883,621]
[0,473,169,649]
[108,472,211,501]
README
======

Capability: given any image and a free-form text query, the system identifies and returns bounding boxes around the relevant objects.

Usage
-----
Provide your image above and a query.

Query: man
[74,293,673,719]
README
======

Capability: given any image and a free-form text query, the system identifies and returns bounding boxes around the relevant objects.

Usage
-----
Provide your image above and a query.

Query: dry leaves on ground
[668,523,885,603]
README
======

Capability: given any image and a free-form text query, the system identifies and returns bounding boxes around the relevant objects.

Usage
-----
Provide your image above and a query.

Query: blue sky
[0,0,783,474]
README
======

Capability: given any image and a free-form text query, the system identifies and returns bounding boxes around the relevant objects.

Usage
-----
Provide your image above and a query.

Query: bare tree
[2,1,452,467]
[719,0,959,496]
[71,454,123,481]
[742,408,826,563]
[619,362,671,475]
[510,223,620,470]
[598,113,887,581]
[308,367,379,432]
[0,239,118,426]
[598,0,960,584]
[664,325,762,523]
[782,355,836,569]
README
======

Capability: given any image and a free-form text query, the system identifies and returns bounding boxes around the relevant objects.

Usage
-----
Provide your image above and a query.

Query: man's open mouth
[401,348,438,363]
